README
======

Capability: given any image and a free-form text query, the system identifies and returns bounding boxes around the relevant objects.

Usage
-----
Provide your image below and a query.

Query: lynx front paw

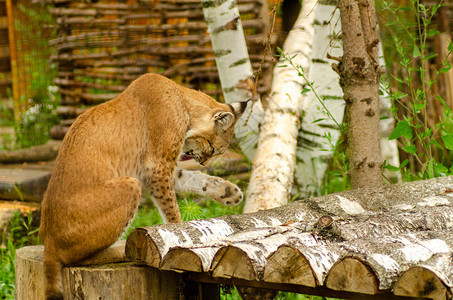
[205,179,243,206]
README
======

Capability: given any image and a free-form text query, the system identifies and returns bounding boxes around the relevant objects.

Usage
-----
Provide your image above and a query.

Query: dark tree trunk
[335,0,383,188]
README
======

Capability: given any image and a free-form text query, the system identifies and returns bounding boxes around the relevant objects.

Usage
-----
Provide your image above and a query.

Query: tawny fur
[39,73,246,299]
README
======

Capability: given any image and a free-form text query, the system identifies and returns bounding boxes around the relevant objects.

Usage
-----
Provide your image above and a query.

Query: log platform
[16,176,453,299]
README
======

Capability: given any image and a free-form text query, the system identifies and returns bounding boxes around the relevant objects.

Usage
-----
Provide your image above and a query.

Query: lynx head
[180,101,247,165]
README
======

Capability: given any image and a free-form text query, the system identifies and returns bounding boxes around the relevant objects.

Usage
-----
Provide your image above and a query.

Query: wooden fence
[0,0,54,120]
[45,0,274,139]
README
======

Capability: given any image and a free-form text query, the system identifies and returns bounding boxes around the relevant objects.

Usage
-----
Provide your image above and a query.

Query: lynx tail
[43,254,64,300]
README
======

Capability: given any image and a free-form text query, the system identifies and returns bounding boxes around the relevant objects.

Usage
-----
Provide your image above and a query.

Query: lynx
[40,73,246,299]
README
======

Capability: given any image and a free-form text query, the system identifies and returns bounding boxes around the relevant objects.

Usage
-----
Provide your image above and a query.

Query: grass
[1,211,41,299]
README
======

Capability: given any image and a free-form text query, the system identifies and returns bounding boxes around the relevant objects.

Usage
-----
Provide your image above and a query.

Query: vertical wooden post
[182,280,220,300]
[5,0,19,121]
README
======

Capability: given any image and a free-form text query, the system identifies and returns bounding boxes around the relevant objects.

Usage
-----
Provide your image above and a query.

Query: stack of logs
[44,0,274,140]
[15,175,453,299]
[124,175,453,299]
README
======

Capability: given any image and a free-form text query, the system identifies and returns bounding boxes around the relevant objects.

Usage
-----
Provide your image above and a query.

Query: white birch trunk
[294,4,400,197]
[244,0,317,213]
[294,3,344,197]
[201,0,264,160]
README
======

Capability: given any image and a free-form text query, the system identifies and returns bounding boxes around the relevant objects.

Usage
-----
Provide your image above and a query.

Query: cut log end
[325,257,379,295]
[160,248,202,273]
[264,245,316,287]
[211,246,256,281]
[125,228,161,267]
[393,266,449,300]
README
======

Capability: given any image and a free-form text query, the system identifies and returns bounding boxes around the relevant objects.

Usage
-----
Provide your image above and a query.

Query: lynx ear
[214,111,235,131]
[229,101,248,118]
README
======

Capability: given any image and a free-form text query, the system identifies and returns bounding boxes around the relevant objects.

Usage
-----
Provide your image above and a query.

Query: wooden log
[210,229,294,281]
[57,88,117,104]
[264,245,317,287]
[263,232,340,287]
[15,246,46,300]
[0,166,52,202]
[322,229,453,294]
[334,231,453,291]
[160,246,209,273]
[51,46,215,62]
[393,253,453,299]
[212,246,256,280]
[55,106,87,118]
[128,201,453,297]
[326,256,379,295]
[0,140,61,164]
[126,176,453,270]
[54,78,126,92]
[50,125,70,140]
[15,245,183,300]
[125,206,318,268]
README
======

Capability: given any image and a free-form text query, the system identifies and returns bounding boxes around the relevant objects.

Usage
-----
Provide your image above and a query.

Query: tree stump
[15,245,182,300]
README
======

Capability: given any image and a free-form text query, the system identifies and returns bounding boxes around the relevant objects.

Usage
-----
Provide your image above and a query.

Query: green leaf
[427,29,440,38]
[391,90,407,100]
[436,95,449,110]
[413,45,421,58]
[402,145,417,154]
[440,62,452,73]
[390,74,404,84]
[301,88,311,94]
[434,162,448,174]
[389,121,413,140]
[312,118,325,124]
[383,164,400,172]
[442,134,453,150]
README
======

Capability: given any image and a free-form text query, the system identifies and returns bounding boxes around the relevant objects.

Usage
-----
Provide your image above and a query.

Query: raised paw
[204,178,243,206]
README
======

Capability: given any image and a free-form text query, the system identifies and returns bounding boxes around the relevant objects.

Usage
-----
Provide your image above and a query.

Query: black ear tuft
[214,111,235,131]
[229,101,248,118]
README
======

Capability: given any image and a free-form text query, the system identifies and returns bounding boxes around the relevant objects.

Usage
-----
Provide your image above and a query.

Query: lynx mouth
[179,153,193,161]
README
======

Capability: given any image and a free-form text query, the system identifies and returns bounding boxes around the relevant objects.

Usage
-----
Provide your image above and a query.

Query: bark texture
[16,176,453,299]
[295,3,400,197]
[244,0,317,213]
[0,140,61,163]
[15,243,181,300]
[124,176,453,298]
[201,0,264,160]
[336,0,383,188]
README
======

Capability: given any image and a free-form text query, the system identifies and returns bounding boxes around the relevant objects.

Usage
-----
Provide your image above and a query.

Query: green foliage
[0,211,41,299]
[379,0,453,180]
[15,88,60,149]
[220,285,333,300]
[3,3,59,150]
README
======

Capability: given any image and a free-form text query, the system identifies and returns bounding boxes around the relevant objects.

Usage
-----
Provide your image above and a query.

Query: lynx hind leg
[43,177,141,300]
[57,177,141,261]
[175,169,243,206]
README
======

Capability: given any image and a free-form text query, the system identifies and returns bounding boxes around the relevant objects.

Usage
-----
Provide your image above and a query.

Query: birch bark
[201,0,264,160]
[243,0,317,213]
